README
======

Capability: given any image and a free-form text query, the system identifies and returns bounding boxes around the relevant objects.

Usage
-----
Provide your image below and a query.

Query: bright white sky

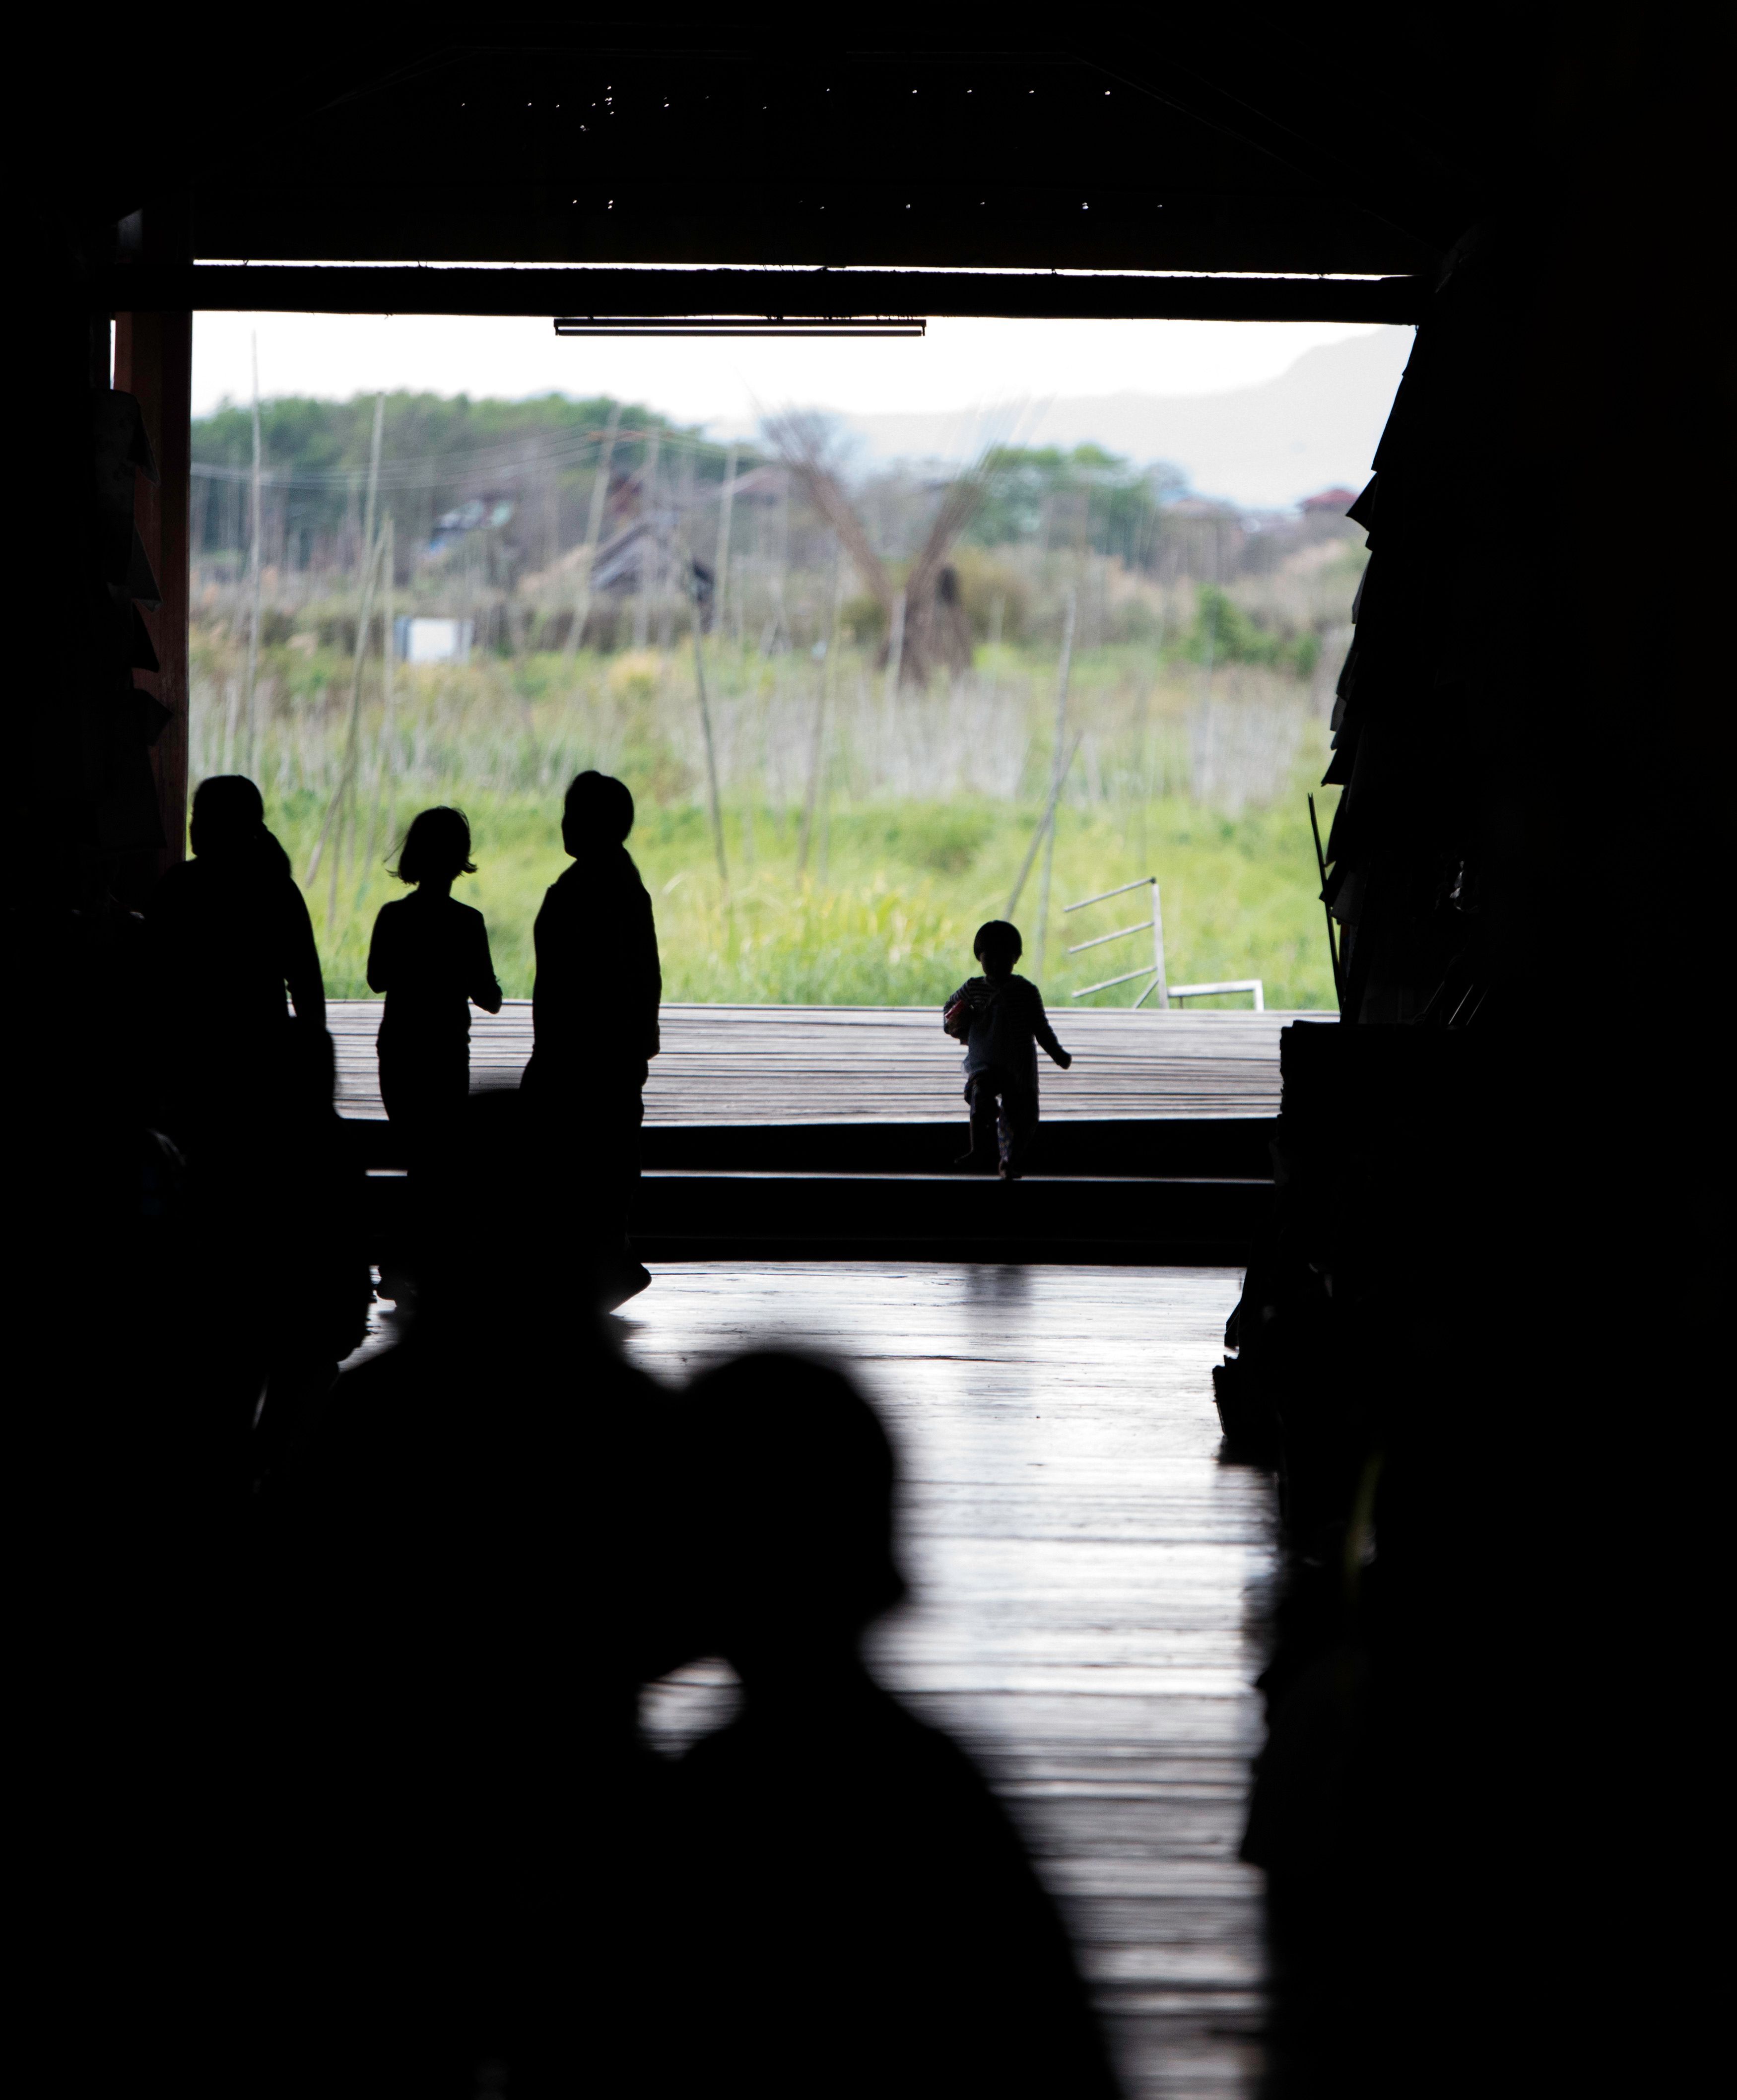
[193,311,1384,429]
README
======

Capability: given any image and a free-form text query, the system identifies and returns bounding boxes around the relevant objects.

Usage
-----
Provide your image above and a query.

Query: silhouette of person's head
[683,1353,906,1685]
[189,775,292,884]
[562,771,635,857]
[974,919,1023,981]
[191,776,267,858]
[393,806,476,886]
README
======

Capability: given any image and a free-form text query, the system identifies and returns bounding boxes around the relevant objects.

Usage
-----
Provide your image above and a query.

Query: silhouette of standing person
[521,771,661,1307]
[146,775,364,1483]
[147,774,325,1158]
[668,1353,1122,2100]
[366,806,502,1170]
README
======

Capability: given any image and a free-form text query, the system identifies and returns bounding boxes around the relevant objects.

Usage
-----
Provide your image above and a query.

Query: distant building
[426,498,516,556]
[1299,487,1360,515]
[395,616,474,665]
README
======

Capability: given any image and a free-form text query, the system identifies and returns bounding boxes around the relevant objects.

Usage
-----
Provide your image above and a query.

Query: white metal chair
[1064,877,1264,1009]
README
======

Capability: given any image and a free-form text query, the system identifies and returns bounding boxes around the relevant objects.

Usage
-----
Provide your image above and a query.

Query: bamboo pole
[565,400,621,657]
[359,393,385,589]
[690,581,730,899]
[306,397,386,902]
[798,550,845,875]
[319,525,384,926]
[241,334,264,776]
[713,441,737,639]
[1133,670,1152,869]
[1005,727,1083,923]
[767,465,790,654]
[1195,527,1219,799]
[883,589,907,704]
[1033,585,1077,972]
[382,512,396,851]
[668,448,696,651]
[366,513,397,871]
[633,428,660,649]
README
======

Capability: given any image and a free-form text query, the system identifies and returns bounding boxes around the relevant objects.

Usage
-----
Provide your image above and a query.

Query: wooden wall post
[114,310,193,873]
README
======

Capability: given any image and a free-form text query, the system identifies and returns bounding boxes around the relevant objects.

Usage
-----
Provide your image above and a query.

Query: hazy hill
[835,327,1414,509]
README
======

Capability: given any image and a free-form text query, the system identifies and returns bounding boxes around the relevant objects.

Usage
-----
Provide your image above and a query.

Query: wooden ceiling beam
[108,264,1425,324]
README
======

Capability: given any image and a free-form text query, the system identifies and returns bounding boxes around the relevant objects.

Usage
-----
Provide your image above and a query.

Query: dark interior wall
[114,312,192,872]
[1320,36,1708,1036]
[16,24,1719,2088]
[18,234,176,904]
[1501,38,1712,1033]
[1217,33,1719,2092]
[17,233,102,890]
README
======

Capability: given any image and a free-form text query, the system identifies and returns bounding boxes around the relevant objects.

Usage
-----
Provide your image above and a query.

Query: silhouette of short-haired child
[670,1353,1120,2100]
[521,771,661,1304]
[366,807,501,1160]
[943,918,1071,1178]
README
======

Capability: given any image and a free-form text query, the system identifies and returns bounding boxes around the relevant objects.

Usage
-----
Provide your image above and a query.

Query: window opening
[187,311,1404,1011]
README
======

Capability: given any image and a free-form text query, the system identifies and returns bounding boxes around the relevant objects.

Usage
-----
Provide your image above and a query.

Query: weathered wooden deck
[331,1000,1308,1124]
[619,1262,1273,2100]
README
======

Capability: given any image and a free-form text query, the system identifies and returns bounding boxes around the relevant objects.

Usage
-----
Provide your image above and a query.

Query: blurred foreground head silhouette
[670,1351,1123,2100]
[683,1353,906,1677]
[393,804,476,884]
[563,769,635,853]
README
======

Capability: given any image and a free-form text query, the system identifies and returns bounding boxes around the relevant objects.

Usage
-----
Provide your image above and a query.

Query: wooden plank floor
[617,1263,1275,2099]
[331,1000,1307,1123]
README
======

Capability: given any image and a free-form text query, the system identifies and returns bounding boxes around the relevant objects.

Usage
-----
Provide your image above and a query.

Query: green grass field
[270,786,1339,1010]
[198,630,1341,1011]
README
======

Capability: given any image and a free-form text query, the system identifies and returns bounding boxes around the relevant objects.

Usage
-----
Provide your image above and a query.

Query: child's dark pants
[966,1068,1038,1174]
[380,1048,468,1172]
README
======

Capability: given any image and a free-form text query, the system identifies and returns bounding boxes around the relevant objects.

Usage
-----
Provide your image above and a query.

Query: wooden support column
[114,310,193,873]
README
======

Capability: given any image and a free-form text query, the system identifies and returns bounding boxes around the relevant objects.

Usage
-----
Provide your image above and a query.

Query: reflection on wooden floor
[328,1000,1299,1123]
[620,1263,1275,2100]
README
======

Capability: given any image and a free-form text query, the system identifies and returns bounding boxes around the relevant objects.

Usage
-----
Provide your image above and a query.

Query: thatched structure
[764,411,983,688]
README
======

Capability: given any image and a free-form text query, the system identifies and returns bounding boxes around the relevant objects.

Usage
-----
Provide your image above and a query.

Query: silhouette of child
[942,919,1070,1178]
[668,1352,1120,2099]
[367,807,501,1154]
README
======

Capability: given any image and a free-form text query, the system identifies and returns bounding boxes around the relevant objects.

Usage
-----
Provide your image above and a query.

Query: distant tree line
[190,392,1353,619]
[966,443,1188,564]
[191,392,735,580]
